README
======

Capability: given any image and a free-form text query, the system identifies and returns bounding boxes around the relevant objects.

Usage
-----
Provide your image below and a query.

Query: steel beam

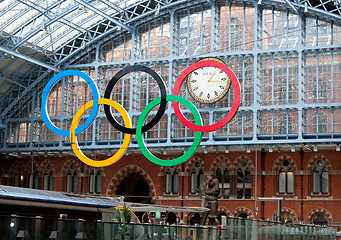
[74,0,133,33]
[0,46,60,73]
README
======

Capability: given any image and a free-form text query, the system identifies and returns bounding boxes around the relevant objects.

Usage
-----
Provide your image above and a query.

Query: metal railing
[0,215,336,240]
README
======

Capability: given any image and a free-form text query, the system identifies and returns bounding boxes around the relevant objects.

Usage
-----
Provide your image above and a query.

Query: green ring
[136,95,203,166]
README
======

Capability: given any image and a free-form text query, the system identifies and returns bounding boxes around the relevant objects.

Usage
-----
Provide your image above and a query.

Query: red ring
[172,60,241,132]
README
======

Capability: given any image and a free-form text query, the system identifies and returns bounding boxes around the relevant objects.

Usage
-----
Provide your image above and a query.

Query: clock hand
[207,71,216,82]
[209,79,226,82]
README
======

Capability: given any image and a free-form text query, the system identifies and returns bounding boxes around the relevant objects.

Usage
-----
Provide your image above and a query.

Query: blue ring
[41,70,99,136]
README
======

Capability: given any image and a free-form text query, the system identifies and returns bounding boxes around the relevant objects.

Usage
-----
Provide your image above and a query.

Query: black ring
[104,65,167,134]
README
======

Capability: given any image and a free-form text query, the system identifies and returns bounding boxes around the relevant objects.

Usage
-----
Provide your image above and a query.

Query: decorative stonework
[273,207,298,222]
[61,159,81,175]
[210,155,232,172]
[218,206,232,217]
[272,154,297,172]
[307,154,332,171]
[9,160,33,175]
[38,159,56,175]
[185,156,204,173]
[231,155,254,172]
[231,207,254,219]
[83,165,105,176]
[307,208,333,223]
[106,164,156,199]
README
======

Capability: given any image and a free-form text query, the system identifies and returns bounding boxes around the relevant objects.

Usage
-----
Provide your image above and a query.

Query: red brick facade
[1,148,340,230]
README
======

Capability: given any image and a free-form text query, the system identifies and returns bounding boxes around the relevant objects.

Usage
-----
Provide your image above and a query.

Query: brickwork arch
[273,207,298,222]
[210,155,232,172]
[106,164,156,200]
[185,156,204,173]
[38,159,56,175]
[307,208,333,223]
[60,159,81,175]
[231,155,254,172]
[9,160,30,175]
[83,165,105,176]
[218,206,232,217]
[231,207,254,219]
[272,154,297,172]
[307,154,332,171]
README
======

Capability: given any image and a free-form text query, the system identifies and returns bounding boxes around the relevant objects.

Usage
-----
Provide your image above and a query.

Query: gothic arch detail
[231,207,254,219]
[218,206,232,217]
[231,155,254,172]
[38,159,56,175]
[106,164,156,200]
[307,208,333,222]
[307,154,332,171]
[61,159,81,174]
[274,207,298,222]
[83,165,105,176]
[185,156,204,173]
[210,155,232,172]
[272,154,297,172]
[9,160,30,175]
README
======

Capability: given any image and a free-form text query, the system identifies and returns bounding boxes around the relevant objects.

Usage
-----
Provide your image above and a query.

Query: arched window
[29,166,40,189]
[216,167,230,199]
[12,164,26,188]
[43,167,54,191]
[311,159,329,195]
[277,159,295,195]
[311,212,328,226]
[89,168,102,194]
[190,161,204,194]
[65,164,79,193]
[236,168,252,199]
[164,167,179,195]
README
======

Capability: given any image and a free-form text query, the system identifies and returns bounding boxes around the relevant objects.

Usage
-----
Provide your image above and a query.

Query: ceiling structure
[0,0,341,123]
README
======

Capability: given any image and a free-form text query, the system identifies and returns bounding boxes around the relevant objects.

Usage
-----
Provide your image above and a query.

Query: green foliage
[115,204,130,237]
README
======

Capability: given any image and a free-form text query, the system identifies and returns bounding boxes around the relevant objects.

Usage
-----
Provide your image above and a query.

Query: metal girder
[0,75,25,89]
[74,0,133,33]
[100,0,130,22]
[0,46,60,73]
[284,0,299,14]
[0,70,50,119]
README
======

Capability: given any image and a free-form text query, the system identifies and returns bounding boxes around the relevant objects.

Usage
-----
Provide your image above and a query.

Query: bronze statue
[199,175,220,225]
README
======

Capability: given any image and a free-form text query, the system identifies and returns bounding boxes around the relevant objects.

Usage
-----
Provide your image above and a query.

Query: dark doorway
[116,173,151,204]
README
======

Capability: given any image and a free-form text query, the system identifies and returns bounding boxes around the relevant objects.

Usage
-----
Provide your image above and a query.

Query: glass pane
[96,173,102,194]
[191,171,197,194]
[166,172,172,194]
[279,170,286,193]
[321,169,328,194]
[287,171,294,193]
[313,168,320,193]
[173,172,179,194]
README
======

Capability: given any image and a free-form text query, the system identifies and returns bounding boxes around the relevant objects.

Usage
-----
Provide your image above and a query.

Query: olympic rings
[41,70,100,136]
[104,65,167,134]
[41,61,240,167]
[70,98,131,167]
[172,60,241,132]
[136,95,202,166]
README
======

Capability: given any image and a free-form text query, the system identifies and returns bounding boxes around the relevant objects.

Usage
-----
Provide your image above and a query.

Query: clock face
[187,59,231,103]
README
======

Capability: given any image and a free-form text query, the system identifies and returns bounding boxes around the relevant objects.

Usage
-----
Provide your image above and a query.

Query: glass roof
[0,0,139,53]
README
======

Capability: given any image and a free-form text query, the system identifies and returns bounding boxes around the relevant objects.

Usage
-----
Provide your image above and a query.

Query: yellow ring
[70,98,131,167]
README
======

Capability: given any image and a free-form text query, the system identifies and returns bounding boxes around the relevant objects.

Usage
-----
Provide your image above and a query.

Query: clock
[187,57,231,103]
